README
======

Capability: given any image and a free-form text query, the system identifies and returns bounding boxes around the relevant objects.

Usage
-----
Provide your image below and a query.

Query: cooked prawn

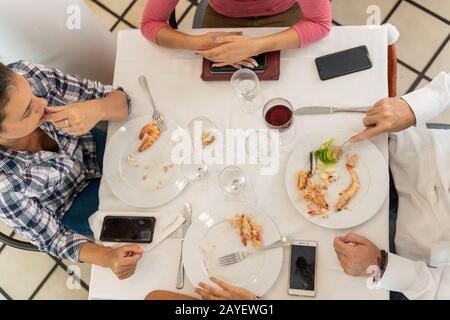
[138,123,160,152]
[297,170,309,191]
[335,154,359,211]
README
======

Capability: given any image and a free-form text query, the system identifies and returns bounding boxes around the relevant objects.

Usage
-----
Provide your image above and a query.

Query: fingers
[213,35,242,44]
[342,232,368,245]
[43,110,70,123]
[118,245,144,256]
[195,288,220,300]
[212,58,258,69]
[362,115,379,127]
[209,276,232,291]
[350,125,386,143]
[44,105,70,113]
[333,237,351,256]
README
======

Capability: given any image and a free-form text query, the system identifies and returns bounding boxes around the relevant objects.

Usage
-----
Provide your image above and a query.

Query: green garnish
[315,138,339,165]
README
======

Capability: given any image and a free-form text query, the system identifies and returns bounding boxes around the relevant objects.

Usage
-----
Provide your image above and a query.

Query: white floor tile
[0,247,56,300]
[112,21,133,36]
[388,1,450,71]
[96,0,134,15]
[125,0,147,26]
[32,267,89,300]
[331,0,397,25]
[396,64,419,95]
[413,0,450,21]
[426,41,450,79]
[178,5,196,30]
[85,0,119,30]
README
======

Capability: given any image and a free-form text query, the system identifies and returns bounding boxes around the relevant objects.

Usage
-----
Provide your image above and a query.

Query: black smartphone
[209,53,267,74]
[100,216,156,243]
[315,45,372,81]
[288,240,317,297]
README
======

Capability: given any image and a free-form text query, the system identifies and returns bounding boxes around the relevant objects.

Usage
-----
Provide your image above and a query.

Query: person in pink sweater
[141,0,331,68]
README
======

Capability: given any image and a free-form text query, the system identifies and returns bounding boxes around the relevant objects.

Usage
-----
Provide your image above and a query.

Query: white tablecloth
[89,27,389,300]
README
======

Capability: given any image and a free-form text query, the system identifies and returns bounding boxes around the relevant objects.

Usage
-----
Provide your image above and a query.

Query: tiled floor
[0,0,449,300]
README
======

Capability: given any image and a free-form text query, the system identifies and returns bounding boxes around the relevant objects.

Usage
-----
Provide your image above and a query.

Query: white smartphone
[288,240,318,297]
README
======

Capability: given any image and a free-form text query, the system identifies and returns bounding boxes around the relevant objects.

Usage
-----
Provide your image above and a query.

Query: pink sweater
[141,0,331,47]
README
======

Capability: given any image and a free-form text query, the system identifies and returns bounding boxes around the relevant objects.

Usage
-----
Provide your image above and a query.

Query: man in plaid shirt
[0,61,143,280]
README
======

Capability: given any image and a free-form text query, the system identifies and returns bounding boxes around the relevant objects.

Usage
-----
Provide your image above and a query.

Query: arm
[380,253,450,300]
[351,72,450,142]
[0,190,144,279]
[140,0,239,51]
[402,71,450,126]
[196,0,331,66]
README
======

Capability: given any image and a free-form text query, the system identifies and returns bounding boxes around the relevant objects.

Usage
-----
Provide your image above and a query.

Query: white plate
[183,202,283,297]
[285,129,388,229]
[103,115,188,208]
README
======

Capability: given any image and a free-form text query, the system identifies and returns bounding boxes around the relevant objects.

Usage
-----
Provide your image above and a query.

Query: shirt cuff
[402,72,450,126]
[114,86,132,115]
[379,253,417,293]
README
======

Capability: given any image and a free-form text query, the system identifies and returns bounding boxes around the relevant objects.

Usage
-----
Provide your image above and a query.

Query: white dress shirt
[379,71,450,299]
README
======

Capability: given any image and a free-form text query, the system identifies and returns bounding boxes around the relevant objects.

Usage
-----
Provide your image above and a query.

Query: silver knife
[176,202,192,289]
[294,106,371,115]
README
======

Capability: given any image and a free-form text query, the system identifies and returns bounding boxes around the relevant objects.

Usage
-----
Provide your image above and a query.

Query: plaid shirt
[0,61,130,262]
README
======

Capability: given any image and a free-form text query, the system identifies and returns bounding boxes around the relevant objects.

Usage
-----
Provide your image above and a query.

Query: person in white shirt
[334,71,450,300]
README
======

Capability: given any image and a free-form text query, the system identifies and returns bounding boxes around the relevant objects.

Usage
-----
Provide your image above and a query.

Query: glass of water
[231,68,263,114]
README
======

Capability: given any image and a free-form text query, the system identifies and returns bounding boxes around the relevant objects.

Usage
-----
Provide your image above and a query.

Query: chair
[193,0,209,29]
[0,227,39,252]
[0,0,116,84]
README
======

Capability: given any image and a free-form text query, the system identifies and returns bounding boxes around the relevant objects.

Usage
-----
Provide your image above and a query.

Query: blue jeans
[61,128,106,236]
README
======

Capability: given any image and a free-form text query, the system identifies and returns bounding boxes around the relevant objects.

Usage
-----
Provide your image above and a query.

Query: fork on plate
[138,75,168,132]
[218,236,291,266]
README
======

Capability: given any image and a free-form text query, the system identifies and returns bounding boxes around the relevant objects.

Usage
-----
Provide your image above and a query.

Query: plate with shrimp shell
[183,202,283,297]
[103,115,188,208]
[285,129,389,229]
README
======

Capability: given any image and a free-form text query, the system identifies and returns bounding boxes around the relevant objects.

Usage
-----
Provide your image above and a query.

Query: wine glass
[231,68,264,114]
[181,157,209,183]
[218,166,248,201]
[263,97,296,146]
[188,116,217,149]
[245,129,272,165]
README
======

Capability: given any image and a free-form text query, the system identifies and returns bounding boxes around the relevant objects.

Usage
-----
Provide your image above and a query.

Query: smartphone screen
[315,45,372,80]
[100,216,156,243]
[289,242,317,295]
[209,53,267,74]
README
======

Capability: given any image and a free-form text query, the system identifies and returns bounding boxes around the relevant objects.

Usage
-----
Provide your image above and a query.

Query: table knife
[294,106,371,115]
[176,202,192,289]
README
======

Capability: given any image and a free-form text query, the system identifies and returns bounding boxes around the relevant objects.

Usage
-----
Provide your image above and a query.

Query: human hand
[196,34,260,66]
[195,276,257,300]
[350,97,416,143]
[196,31,244,51]
[43,101,105,136]
[105,245,144,280]
[333,233,381,276]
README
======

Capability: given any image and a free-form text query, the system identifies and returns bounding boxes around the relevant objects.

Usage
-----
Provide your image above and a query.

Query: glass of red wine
[263,97,295,145]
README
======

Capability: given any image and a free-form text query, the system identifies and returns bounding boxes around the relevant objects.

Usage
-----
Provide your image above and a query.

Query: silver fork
[138,75,168,132]
[218,236,290,266]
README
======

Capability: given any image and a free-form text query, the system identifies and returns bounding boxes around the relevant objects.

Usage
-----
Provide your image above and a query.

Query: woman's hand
[196,35,260,66]
[104,245,144,280]
[195,276,257,300]
[43,100,104,136]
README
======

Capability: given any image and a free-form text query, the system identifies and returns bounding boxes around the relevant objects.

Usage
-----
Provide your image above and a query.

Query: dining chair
[0,225,39,252]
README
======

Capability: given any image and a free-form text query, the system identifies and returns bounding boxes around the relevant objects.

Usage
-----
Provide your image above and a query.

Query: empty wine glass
[231,68,264,114]
[181,157,209,183]
[263,97,296,146]
[218,166,247,198]
[245,129,272,165]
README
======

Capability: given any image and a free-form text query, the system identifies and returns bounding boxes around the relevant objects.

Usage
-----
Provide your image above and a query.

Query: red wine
[265,105,293,127]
